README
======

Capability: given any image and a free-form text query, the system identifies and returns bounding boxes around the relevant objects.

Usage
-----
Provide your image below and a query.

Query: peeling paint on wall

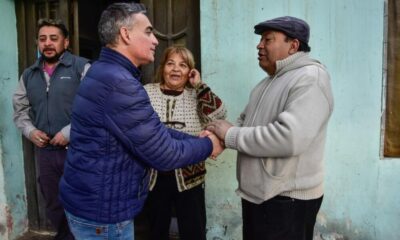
[6,206,13,235]
[0,223,6,236]
[1,1,30,239]
[200,0,396,239]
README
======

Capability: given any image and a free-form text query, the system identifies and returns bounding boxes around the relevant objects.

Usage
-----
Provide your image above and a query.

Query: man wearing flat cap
[207,16,334,240]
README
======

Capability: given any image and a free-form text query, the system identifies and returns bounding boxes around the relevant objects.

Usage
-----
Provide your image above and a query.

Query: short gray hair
[98,2,147,46]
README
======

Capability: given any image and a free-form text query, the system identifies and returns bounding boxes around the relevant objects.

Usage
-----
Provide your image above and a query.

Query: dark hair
[285,36,311,52]
[98,2,147,46]
[37,18,69,38]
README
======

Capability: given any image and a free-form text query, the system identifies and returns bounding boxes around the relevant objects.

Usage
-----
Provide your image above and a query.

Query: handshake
[199,120,233,160]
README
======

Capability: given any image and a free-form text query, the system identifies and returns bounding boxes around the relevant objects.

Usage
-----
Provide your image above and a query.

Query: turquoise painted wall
[0,0,396,239]
[0,0,28,239]
[201,0,396,239]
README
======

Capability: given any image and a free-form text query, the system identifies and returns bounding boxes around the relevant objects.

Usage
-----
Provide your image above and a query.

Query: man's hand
[199,130,225,159]
[29,130,50,148]
[49,131,69,146]
[198,129,211,138]
[206,120,233,141]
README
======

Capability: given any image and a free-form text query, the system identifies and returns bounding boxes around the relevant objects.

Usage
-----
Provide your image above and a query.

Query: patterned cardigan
[144,82,227,192]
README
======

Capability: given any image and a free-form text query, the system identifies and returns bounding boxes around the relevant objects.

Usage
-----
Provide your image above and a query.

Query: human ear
[289,39,300,54]
[63,38,70,50]
[119,27,131,44]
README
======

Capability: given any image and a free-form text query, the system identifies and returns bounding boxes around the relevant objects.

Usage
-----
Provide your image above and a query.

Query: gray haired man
[59,3,223,239]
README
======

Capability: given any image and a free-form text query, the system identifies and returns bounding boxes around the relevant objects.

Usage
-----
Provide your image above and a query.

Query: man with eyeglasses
[58,3,223,239]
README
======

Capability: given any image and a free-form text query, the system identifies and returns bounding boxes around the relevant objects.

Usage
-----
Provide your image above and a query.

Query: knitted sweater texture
[225,52,334,203]
[145,83,227,191]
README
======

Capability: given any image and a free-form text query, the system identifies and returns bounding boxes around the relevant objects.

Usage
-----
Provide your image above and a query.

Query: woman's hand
[188,69,202,88]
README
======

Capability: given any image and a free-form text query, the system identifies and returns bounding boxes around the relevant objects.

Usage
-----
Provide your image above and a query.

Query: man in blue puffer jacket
[59,3,223,239]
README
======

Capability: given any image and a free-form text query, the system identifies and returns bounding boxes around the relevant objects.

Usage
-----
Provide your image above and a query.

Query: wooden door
[135,1,201,238]
[14,0,80,231]
[15,0,200,235]
[140,0,201,84]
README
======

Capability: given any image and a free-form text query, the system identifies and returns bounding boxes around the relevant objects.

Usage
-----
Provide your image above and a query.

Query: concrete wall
[0,0,398,239]
[201,0,398,239]
[0,0,28,239]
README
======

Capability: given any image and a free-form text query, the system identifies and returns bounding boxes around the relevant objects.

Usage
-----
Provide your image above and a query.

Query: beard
[41,48,65,63]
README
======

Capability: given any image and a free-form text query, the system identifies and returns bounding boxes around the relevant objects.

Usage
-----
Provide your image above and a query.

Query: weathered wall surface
[201,0,397,239]
[0,0,28,239]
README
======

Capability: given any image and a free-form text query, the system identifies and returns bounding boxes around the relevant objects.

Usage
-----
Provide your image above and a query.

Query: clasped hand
[199,130,224,160]
[198,120,234,159]
[205,120,233,141]
[29,130,69,148]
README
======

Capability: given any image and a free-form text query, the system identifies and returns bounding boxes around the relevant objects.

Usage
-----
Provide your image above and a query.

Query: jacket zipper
[43,71,51,135]
[250,75,277,125]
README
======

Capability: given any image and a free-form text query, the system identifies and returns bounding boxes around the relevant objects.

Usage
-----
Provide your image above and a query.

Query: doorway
[15,0,201,237]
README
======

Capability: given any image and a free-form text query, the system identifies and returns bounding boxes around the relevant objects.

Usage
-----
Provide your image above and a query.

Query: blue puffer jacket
[59,47,212,223]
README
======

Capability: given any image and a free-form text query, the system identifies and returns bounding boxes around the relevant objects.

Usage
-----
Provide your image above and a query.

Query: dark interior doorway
[77,0,201,85]
[77,0,136,61]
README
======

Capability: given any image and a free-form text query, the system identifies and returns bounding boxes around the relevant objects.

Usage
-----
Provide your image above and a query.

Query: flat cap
[254,16,310,44]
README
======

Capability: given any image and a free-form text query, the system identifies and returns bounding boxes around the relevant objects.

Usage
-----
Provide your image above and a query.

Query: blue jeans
[65,211,134,240]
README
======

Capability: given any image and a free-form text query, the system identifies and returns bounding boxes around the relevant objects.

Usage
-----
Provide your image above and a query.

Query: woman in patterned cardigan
[144,45,227,240]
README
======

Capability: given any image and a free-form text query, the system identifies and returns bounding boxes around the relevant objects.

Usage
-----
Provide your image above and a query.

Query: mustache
[42,48,56,52]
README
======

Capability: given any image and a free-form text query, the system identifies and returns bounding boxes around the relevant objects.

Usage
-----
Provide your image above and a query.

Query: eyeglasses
[163,121,186,130]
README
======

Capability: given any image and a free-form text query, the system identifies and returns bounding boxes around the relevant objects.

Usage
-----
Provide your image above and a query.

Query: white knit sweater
[144,83,227,191]
[225,52,334,203]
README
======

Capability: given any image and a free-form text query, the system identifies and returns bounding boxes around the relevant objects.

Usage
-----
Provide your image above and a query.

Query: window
[384,0,400,157]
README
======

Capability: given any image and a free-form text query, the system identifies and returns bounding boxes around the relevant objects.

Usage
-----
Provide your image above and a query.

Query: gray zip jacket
[13,52,90,141]
[225,52,334,204]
